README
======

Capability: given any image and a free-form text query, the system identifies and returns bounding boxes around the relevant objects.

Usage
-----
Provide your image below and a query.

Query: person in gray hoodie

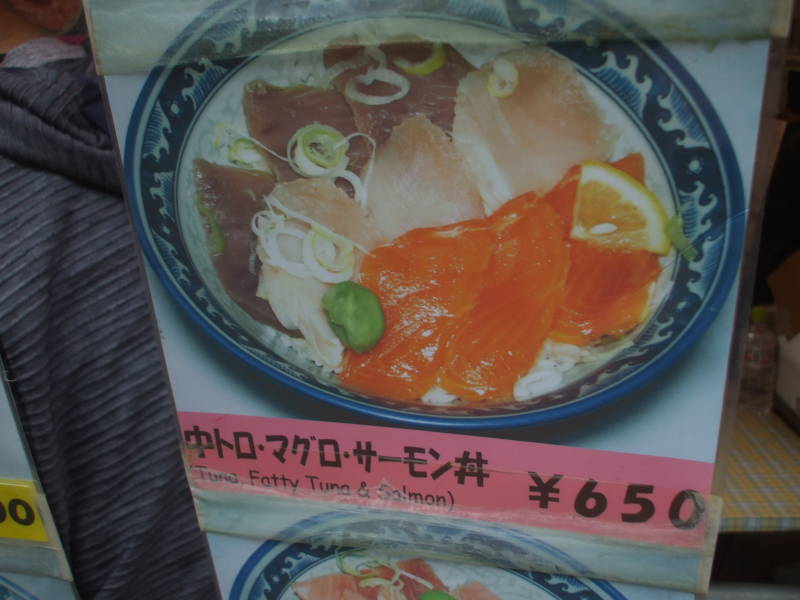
[0,3,218,598]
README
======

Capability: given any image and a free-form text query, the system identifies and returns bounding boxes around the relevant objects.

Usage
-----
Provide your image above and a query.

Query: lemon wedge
[571,161,670,255]
[394,43,446,76]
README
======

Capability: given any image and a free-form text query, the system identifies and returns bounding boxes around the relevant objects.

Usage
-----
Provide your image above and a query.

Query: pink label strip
[179,412,714,548]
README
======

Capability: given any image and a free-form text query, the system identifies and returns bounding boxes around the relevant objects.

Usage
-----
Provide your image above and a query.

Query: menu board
[93,0,772,596]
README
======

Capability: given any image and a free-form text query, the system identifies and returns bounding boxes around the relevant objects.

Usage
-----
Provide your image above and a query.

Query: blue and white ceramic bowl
[126,0,745,429]
[229,511,626,600]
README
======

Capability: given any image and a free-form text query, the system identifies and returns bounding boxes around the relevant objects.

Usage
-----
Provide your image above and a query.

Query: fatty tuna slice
[453,47,614,214]
[366,115,484,241]
[193,159,288,330]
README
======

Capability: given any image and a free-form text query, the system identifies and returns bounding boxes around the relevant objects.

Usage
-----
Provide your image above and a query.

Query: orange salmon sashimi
[546,152,662,347]
[341,220,495,401]
[542,164,580,231]
[291,559,452,600]
[343,154,661,403]
[550,240,661,346]
[456,582,503,600]
[439,198,570,401]
[292,573,365,600]
[610,152,645,183]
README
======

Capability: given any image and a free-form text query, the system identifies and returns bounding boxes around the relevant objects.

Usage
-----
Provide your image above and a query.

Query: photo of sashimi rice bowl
[232,542,624,600]
[129,10,745,427]
[271,553,618,600]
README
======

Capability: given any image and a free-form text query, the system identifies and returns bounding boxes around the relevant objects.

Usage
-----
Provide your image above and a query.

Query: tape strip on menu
[83,0,781,75]
[0,480,49,543]
[193,487,722,593]
[179,412,715,550]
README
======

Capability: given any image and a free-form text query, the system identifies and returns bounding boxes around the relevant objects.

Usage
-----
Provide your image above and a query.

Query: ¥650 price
[0,498,36,526]
[0,480,49,542]
[528,472,705,530]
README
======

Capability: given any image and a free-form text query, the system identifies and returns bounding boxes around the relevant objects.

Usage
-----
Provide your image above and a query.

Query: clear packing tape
[186,458,723,594]
[0,490,73,582]
[83,0,790,76]
[0,538,72,582]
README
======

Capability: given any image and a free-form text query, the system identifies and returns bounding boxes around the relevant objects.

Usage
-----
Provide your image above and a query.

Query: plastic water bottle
[739,306,777,415]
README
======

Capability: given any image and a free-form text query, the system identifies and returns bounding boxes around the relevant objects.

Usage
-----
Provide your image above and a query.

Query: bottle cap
[751,306,770,323]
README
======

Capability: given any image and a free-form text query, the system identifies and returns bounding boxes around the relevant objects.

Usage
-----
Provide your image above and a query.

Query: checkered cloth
[721,409,800,532]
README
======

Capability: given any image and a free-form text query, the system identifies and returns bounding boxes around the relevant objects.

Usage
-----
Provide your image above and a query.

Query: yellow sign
[0,479,49,542]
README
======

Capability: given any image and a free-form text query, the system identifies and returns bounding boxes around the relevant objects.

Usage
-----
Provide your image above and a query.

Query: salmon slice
[611,152,645,183]
[455,581,502,600]
[550,241,661,346]
[292,573,369,600]
[341,220,494,401]
[439,198,570,401]
[541,164,579,233]
[545,153,660,346]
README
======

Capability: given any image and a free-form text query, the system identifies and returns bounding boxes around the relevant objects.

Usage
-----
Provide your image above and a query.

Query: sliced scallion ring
[196,197,225,255]
[252,196,368,284]
[335,549,381,578]
[267,196,369,254]
[344,67,411,106]
[358,577,395,589]
[212,121,227,151]
[261,224,311,278]
[302,227,356,283]
[487,57,519,98]
[665,215,698,261]
[323,52,369,87]
[394,42,446,76]
[228,137,270,171]
[364,45,388,69]
[287,124,349,177]
[302,124,349,168]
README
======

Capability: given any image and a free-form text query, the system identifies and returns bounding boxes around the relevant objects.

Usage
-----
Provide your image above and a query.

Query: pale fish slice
[256,252,344,371]
[365,114,485,241]
[453,46,616,214]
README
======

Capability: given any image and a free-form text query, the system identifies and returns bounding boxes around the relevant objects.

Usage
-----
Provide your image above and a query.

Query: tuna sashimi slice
[550,241,661,346]
[366,115,484,241]
[439,196,570,401]
[453,47,615,214]
[267,178,384,251]
[341,220,494,401]
[325,41,475,146]
[193,159,288,330]
[292,573,369,600]
[243,81,369,183]
[455,581,503,600]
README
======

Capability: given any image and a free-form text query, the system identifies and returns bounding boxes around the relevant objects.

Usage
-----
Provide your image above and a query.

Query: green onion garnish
[665,215,698,261]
